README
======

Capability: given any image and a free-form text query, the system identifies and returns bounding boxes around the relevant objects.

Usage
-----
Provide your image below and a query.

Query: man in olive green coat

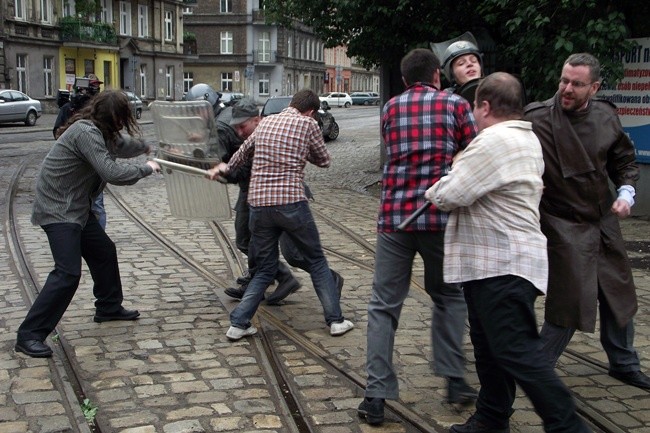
[524,52,649,390]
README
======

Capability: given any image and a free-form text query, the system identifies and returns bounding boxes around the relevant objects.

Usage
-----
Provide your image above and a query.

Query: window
[119,2,131,36]
[140,65,147,98]
[100,0,112,23]
[220,0,232,13]
[41,0,53,24]
[287,36,292,58]
[258,31,270,63]
[182,7,193,15]
[138,5,149,38]
[61,0,75,18]
[221,32,233,54]
[164,11,173,41]
[166,66,174,99]
[16,55,27,93]
[15,0,27,20]
[43,57,53,96]
[221,73,233,91]
[258,72,269,95]
[103,61,111,88]
[183,72,194,93]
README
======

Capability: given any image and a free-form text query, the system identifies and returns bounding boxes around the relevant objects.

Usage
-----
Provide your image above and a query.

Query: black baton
[396,202,432,231]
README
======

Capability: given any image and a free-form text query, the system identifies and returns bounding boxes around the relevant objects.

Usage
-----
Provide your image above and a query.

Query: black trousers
[17,214,124,342]
[464,275,589,433]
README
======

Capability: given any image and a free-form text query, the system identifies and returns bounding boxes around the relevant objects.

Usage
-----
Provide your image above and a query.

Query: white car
[319,92,352,108]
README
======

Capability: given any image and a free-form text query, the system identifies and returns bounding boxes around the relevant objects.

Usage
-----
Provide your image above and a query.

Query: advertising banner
[598,37,650,164]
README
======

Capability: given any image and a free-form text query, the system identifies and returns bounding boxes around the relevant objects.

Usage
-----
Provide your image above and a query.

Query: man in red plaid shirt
[358,48,478,425]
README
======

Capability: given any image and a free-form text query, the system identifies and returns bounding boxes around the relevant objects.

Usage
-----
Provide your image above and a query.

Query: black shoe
[450,414,509,433]
[357,397,384,425]
[266,277,301,305]
[448,377,478,405]
[15,339,53,358]
[331,270,344,298]
[94,308,140,323]
[224,284,247,299]
[236,271,251,286]
[609,370,650,390]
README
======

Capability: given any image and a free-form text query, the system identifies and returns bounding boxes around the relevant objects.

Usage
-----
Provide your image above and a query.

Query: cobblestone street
[1,109,649,433]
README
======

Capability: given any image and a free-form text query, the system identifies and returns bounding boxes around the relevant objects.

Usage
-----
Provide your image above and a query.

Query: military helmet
[183,83,222,111]
[441,40,482,85]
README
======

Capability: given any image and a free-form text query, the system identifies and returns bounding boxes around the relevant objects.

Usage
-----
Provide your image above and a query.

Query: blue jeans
[230,201,344,328]
[464,275,588,433]
[365,231,468,399]
[92,193,107,230]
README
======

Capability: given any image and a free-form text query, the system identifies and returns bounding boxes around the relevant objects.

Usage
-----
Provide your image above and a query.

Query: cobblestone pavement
[1,110,649,433]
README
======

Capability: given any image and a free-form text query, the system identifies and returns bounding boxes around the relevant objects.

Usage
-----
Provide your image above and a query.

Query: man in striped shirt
[426,72,589,433]
[209,89,353,340]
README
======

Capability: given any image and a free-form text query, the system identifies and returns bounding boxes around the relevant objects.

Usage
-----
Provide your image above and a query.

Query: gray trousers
[365,231,469,399]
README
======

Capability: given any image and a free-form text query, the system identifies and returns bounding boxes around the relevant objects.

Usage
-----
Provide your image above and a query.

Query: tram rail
[4,153,647,433]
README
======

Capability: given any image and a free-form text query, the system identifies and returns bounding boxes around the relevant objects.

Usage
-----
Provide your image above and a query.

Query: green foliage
[81,398,98,424]
[69,0,101,21]
[263,0,647,101]
[59,17,117,44]
[183,31,197,42]
[263,0,462,69]
[477,0,634,100]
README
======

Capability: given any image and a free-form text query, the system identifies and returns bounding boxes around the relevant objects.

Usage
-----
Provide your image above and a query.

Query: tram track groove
[107,185,317,433]
[109,180,644,433]
[7,163,640,432]
[308,192,643,433]
[6,156,98,433]
[107,184,439,433]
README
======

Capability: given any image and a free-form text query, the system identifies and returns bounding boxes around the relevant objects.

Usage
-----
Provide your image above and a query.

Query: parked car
[350,92,380,105]
[0,89,42,126]
[318,92,352,108]
[123,91,143,119]
[220,92,244,107]
[261,96,340,142]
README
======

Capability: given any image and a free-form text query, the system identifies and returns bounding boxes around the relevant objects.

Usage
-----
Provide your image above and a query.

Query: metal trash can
[151,100,232,220]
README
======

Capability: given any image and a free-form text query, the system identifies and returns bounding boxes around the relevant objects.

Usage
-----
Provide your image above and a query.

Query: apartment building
[323,46,379,94]
[0,0,380,110]
[182,0,327,102]
[1,0,191,112]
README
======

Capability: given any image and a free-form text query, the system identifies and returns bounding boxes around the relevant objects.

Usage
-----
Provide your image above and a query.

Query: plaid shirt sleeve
[306,118,330,167]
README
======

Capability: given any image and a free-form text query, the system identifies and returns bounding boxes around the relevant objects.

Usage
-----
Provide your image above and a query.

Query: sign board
[598,37,650,164]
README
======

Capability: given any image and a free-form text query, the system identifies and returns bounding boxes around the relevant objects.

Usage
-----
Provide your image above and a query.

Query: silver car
[0,90,42,126]
[123,91,143,119]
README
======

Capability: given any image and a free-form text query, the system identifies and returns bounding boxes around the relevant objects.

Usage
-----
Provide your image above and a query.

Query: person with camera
[54,75,108,229]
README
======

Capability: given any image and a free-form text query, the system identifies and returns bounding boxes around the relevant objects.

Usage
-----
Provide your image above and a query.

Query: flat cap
[230,98,259,126]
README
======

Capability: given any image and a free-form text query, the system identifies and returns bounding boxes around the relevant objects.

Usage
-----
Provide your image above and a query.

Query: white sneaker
[330,319,354,336]
[226,325,257,340]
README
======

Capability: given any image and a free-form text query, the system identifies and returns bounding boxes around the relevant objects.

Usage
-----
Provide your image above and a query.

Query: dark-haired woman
[15,90,161,358]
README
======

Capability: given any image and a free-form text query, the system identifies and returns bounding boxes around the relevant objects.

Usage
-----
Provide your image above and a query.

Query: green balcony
[59,17,117,45]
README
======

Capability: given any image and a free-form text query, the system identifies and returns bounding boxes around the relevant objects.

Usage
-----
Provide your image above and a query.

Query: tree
[478,0,636,100]
[264,0,648,101]
[264,1,477,98]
